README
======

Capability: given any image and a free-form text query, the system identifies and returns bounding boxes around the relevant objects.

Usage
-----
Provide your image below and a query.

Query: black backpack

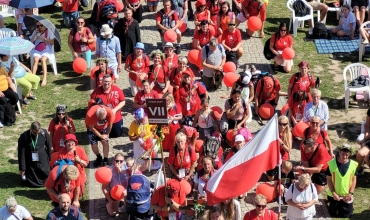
[0,103,16,126]
[202,135,221,161]
[312,22,328,39]
[293,0,308,17]
[263,37,277,60]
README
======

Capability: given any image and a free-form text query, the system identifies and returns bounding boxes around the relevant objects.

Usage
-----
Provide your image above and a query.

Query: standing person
[243,194,277,220]
[90,75,126,138]
[293,138,331,194]
[124,42,151,97]
[91,58,115,90]
[254,74,281,115]
[85,105,115,167]
[193,20,216,50]
[125,0,144,23]
[163,42,179,73]
[18,121,51,187]
[217,198,242,220]
[114,8,141,61]
[288,83,312,126]
[231,0,242,16]
[218,2,235,35]
[331,5,356,39]
[48,105,76,153]
[46,194,83,220]
[201,38,226,91]
[285,174,318,220]
[61,0,79,28]
[221,21,243,66]
[68,17,95,69]
[148,50,170,97]
[287,61,316,98]
[0,196,33,220]
[326,144,357,218]
[235,0,266,38]
[269,23,293,73]
[303,89,329,130]
[162,93,182,151]
[156,0,182,54]
[95,24,122,80]
[193,98,218,140]
[225,88,250,131]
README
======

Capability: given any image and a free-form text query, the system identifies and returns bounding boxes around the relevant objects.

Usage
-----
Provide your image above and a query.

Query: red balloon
[95,167,112,184]
[178,21,187,33]
[111,185,125,200]
[196,50,202,69]
[247,16,262,32]
[292,121,309,138]
[164,30,177,43]
[136,77,143,89]
[259,103,274,120]
[73,58,87,74]
[116,1,124,12]
[89,66,100,79]
[211,106,223,121]
[226,129,235,142]
[281,104,289,116]
[223,61,236,73]
[188,49,200,65]
[195,140,204,153]
[256,183,275,203]
[223,72,239,87]
[217,35,222,44]
[282,48,295,60]
[180,179,192,195]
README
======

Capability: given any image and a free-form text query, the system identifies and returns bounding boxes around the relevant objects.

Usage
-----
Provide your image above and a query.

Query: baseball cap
[234,134,244,143]
[164,42,174,48]
[339,144,351,152]
[56,105,67,114]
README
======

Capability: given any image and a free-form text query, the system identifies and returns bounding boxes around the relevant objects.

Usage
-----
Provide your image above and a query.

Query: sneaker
[93,155,103,167]
[308,27,313,35]
[362,39,369,45]
[175,45,181,55]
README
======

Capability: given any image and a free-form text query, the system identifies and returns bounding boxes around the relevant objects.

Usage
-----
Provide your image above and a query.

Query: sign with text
[146,99,168,124]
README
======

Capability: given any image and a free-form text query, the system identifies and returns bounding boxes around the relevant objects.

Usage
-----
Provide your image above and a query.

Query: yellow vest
[327,159,357,197]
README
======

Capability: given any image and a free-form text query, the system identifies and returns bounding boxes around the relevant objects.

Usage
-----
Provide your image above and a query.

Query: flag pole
[277,114,282,220]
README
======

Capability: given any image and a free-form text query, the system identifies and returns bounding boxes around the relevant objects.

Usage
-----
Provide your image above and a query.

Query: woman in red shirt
[90,58,115,89]
[287,61,316,98]
[194,0,211,27]
[163,42,179,73]
[217,2,235,35]
[269,23,293,73]
[207,0,222,30]
[133,79,160,112]
[288,83,312,126]
[193,20,216,50]
[169,57,194,94]
[162,93,183,151]
[148,50,170,97]
[243,194,277,220]
[48,105,76,153]
[168,132,197,181]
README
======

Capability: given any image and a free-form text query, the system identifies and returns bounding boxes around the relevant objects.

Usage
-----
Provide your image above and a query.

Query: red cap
[182,69,194,78]
[167,179,181,195]
[182,125,197,138]
[64,134,78,145]
[263,77,274,93]
[298,82,307,91]
[195,0,207,8]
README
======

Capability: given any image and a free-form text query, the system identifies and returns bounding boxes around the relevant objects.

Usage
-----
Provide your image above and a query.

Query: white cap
[241,71,252,85]
[235,134,245,142]
[164,42,174,48]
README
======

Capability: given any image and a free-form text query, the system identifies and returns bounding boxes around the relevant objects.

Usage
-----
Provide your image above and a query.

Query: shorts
[147,1,160,6]
[307,1,322,10]
[109,119,123,138]
[351,0,368,8]
[336,26,351,36]
[311,171,327,186]
[87,128,108,145]
[236,12,248,22]
[32,48,53,59]
[327,196,354,218]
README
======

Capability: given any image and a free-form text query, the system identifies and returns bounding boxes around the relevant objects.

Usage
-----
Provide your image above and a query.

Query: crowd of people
[0,0,368,219]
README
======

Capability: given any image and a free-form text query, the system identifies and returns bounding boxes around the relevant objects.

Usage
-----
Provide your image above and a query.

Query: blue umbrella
[0,37,34,56]
[9,0,54,9]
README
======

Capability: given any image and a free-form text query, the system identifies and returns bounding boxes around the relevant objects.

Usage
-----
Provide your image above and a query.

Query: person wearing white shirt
[303,89,329,130]
[0,196,33,220]
[331,5,356,39]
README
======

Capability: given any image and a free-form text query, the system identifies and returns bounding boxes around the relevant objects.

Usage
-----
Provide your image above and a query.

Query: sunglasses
[57,113,65,116]
[256,205,266,208]
[280,29,287,32]
[77,21,84,24]
[228,24,236,26]
[36,24,44,28]
[311,122,319,125]
[279,123,288,126]
[115,160,124,163]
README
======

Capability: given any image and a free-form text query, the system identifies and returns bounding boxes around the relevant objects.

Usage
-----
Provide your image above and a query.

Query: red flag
[206,114,280,205]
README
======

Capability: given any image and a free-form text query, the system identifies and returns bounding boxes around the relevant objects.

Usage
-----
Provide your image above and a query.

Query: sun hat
[100,24,113,36]
[164,42,174,48]
[56,105,67,114]
[64,134,78,145]
[135,42,145,50]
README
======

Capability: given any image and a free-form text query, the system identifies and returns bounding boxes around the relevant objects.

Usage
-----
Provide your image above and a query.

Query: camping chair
[359,21,370,61]
[287,0,314,37]
[343,63,370,110]
[11,78,22,114]
[0,4,15,18]
[30,44,58,75]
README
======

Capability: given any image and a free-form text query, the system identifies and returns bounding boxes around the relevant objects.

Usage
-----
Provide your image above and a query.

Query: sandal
[23,99,30,105]
[27,95,37,100]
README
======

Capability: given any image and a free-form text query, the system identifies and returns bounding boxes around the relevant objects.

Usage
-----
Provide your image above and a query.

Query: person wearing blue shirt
[46,194,83,220]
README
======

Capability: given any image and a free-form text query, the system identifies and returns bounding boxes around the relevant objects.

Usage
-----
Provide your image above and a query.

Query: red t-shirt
[270,33,293,51]
[244,209,277,220]
[222,28,242,48]
[170,68,194,87]
[168,146,197,170]
[241,0,267,21]
[48,118,76,153]
[279,133,291,162]
[90,85,125,123]
[194,28,216,47]
[163,54,179,72]
[85,105,115,131]
[151,186,185,219]
[195,10,209,23]
[288,73,315,95]
[175,82,207,116]
[303,127,328,146]
[45,165,81,202]
[125,54,151,81]
[256,76,281,101]
[288,94,312,122]
[207,1,222,16]
[62,0,79,12]
[156,10,179,23]
[301,144,331,171]
[134,90,160,113]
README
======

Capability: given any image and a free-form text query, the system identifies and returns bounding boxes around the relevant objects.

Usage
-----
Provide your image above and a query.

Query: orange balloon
[188,49,200,65]
[180,179,192,195]
[256,183,275,203]
[136,77,143,89]
[89,66,100,79]
[223,61,236,73]
[211,106,223,121]
[292,121,309,138]
[73,57,87,74]
[259,103,274,120]
[247,16,262,32]
[164,30,177,42]
[116,1,124,11]
[282,48,295,60]
[281,104,289,116]
[223,72,239,87]
[111,185,125,200]
[226,129,235,142]
[195,140,204,153]
[178,21,187,33]
[95,167,112,184]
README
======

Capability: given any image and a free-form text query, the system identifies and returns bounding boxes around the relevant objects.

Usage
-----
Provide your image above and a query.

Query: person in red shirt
[193,20,216,50]
[85,105,115,167]
[169,56,194,94]
[162,93,183,151]
[61,0,79,28]
[294,138,332,194]
[254,74,281,115]
[156,0,182,54]
[168,132,197,181]
[235,0,266,38]
[225,134,245,162]
[244,194,277,220]
[48,105,76,153]
[207,0,222,30]
[124,42,151,97]
[148,50,170,97]
[91,58,115,90]
[90,74,126,138]
[269,23,293,73]
[287,61,316,97]
[133,79,160,113]
[45,165,81,208]
[194,0,211,27]
[288,83,312,126]
[151,179,186,220]
[163,42,179,73]
[221,21,243,65]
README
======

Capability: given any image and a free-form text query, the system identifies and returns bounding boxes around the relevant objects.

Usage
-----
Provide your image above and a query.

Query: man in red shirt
[85,105,115,166]
[156,0,182,54]
[90,74,125,138]
[235,0,266,38]
[62,0,79,28]
[221,21,243,66]
[193,20,215,50]
[45,165,81,208]
[294,138,331,194]
[254,74,281,115]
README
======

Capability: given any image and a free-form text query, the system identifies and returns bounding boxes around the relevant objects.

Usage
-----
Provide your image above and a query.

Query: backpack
[219,112,229,135]
[97,0,117,23]
[263,36,277,60]
[0,103,16,126]
[312,22,328,39]
[53,159,75,193]
[126,174,151,213]
[159,10,175,29]
[50,205,79,220]
[303,128,325,143]
[202,135,221,161]
[291,72,313,94]
[293,0,308,17]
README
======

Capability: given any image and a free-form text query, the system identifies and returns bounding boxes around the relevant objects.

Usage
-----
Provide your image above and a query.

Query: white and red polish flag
[206,114,280,205]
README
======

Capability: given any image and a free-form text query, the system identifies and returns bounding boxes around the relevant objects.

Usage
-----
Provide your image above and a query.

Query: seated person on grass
[331,5,356,39]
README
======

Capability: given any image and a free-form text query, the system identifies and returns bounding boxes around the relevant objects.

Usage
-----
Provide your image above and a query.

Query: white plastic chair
[30,45,58,75]
[343,63,370,110]
[358,21,370,61]
[11,78,22,114]
[287,0,314,37]
[0,27,16,38]
[0,4,15,18]
[316,0,341,24]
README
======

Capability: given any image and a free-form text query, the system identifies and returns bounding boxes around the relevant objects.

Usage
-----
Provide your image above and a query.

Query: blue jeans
[62,10,80,28]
